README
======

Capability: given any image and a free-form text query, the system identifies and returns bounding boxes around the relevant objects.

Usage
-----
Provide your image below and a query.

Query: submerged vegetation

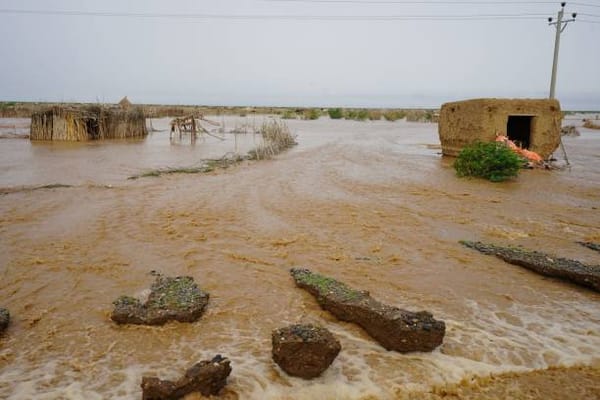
[129,120,297,179]
[454,141,523,182]
[128,156,243,180]
[248,120,298,160]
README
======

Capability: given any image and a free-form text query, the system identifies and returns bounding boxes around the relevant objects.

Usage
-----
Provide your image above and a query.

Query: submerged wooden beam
[461,241,600,292]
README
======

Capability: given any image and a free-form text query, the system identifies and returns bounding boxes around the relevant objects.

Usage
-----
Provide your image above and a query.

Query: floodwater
[0,115,599,399]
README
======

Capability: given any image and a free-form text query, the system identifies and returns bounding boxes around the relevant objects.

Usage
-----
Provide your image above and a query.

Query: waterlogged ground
[0,116,599,399]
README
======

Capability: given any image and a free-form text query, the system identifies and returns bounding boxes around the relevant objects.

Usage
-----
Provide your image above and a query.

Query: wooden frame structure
[169,114,223,144]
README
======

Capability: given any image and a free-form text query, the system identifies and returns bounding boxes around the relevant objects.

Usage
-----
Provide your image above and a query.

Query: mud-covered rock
[462,241,600,292]
[111,275,209,325]
[290,269,445,353]
[0,308,9,333]
[272,324,341,379]
[141,355,231,399]
[578,241,600,254]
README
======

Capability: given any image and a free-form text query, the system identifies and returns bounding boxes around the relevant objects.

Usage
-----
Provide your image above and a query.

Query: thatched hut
[30,105,147,141]
[118,96,132,110]
[438,98,562,159]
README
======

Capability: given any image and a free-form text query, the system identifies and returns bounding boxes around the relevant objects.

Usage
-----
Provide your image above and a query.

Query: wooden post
[191,117,196,144]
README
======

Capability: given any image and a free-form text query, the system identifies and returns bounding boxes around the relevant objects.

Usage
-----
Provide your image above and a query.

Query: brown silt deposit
[0,116,599,399]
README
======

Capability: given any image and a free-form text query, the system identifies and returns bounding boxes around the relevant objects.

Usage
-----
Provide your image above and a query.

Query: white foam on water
[1,297,598,399]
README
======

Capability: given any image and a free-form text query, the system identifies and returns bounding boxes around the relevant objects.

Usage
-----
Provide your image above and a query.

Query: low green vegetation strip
[128,159,237,180]
[461,241,600,292]
[0,183,74,195]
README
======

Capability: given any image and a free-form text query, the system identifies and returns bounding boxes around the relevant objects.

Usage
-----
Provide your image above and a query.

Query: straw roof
[119,96,132,109]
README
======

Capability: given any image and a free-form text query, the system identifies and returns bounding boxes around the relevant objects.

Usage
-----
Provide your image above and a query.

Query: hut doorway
[85,118,100,140]
[507,115,533,149]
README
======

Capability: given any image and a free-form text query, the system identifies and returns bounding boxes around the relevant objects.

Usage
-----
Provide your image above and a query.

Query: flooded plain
[0,116,599,399]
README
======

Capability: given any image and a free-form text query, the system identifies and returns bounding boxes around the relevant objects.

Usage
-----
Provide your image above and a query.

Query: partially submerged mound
[272,324,341,379]
[0,308,9,333]
[561,125,580,137]
[141,355,231,399]
[290,268,445,353]
[111,276,209,325]
[461,241,600,292]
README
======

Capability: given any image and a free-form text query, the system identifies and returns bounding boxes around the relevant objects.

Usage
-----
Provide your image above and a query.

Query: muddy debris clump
[561,125,580,137]
[272,324,341,379]
[461,241,600,292]
[141,355,232,400]
[290,268,445,353]
[111,275,209,325]
[0,308,9,333]
[578,241,600,254]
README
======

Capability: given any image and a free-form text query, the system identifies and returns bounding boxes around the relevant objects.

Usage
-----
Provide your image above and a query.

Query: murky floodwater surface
[0,116,599,399]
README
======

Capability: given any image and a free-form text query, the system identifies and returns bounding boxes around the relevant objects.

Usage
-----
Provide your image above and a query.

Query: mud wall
[438,98,562,158]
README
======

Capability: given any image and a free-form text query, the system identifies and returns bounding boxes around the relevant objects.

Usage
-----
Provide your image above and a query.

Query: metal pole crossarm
[548,2,576,99]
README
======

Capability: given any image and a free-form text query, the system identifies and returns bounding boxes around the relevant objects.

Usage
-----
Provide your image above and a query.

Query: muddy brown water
[0,116,599,399]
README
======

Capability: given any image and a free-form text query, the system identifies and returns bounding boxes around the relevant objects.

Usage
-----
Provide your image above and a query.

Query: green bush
[328,108,344,119]
[303,108,321,120]
[281,110,297,119]
[383,110,406,121]
[454,141,523,182]
[356,109,369,121]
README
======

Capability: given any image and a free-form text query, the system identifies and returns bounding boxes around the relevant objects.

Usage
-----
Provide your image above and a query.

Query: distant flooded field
[0,116,599,399]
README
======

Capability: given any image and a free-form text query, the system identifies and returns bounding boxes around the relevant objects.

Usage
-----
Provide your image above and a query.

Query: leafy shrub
[281,110,297,119]
[328,108,344,119]
[303,108,321,120]
[454,141,523,182]
[383,110,406,121]
[356,109,369,121]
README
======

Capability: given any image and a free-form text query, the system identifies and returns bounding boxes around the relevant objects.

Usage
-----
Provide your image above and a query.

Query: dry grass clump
[405,109,435,122]
[368,110,382,120]
[248,120,297,160]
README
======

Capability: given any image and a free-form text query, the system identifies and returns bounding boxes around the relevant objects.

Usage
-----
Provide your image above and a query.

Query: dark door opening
[506,116,532,149]
[86,118,100,140]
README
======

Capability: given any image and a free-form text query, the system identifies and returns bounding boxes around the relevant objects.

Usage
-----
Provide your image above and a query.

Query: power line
[0,9,551,21]
[578,12,600,17]
[266,0,557,4]
[267,0,600,9]
[571,2,600,8]
[578,18,600,23]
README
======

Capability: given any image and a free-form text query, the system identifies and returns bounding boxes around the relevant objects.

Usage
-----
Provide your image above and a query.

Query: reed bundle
[248,120,297,160]
[30,105,147,141]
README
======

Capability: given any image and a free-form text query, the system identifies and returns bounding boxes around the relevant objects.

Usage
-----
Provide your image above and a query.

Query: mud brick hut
[438,98,562,159]
[30,105,147,141]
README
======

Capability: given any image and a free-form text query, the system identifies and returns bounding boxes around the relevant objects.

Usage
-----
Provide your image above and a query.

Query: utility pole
[548,2,577,99]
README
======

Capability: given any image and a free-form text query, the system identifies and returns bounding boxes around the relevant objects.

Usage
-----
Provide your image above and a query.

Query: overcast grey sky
[0,0,598,109]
